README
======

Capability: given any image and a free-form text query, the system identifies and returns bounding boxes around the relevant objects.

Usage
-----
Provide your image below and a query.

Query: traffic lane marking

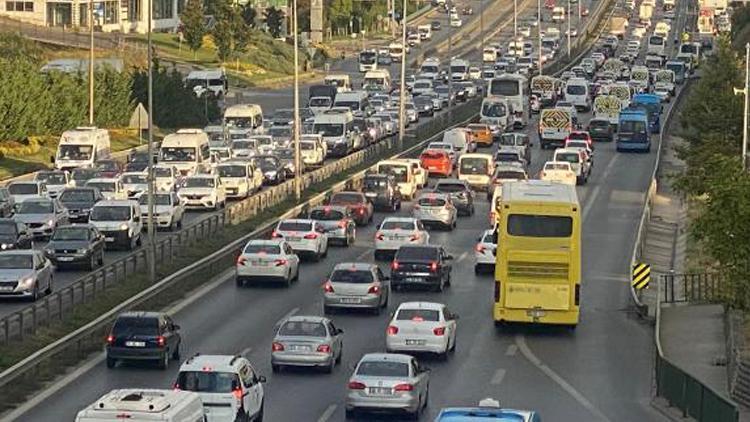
[490,368,507,385]
[317,404,337,422]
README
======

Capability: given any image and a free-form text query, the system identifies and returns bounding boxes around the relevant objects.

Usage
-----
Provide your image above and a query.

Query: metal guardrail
[662,271,727,304]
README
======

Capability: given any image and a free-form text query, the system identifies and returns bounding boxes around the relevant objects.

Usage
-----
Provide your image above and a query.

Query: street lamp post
[146,0,156,282]
[480,0,484,55]
[398,0,407,149]
[538,0,542,75]
[567,0,571,57]
[293,0,302,201]
[735,43,750,171]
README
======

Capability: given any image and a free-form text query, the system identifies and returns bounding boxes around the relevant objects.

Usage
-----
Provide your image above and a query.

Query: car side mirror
[257,375,267,383]
[337,328,344,335]
[173,324,181,330]
[445,254,454,260]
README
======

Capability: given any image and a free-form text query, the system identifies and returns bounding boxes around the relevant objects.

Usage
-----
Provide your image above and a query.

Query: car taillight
[414,204,421,210]
[338,221,347,228]
[232,386,244,401]
[387,325,399,335]
[391,261,400,270]
[358,207,365,215]
[271,230,281,238]
[272,342,284,352]
[317,344,331,353]
[430,261,439,272]
[494,281,501,302]
[394,383,414,391]
[106,335,114,344]
[348,381,366,390]
[274,259,287,266]
[236,256,246,266]
[304,233,319,239]
[409,234,420,242]
[157,336,166,347]
[433,326,446,336]
[475,244,485,253]
[172,382,180,390]
[323,281,334,293]
[368,284,380,294]
[375,231,384,240]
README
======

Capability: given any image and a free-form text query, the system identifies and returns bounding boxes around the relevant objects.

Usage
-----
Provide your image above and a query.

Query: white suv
[175,354,266,422]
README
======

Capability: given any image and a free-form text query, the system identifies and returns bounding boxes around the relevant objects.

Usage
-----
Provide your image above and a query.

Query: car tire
[172,344,181,360]
[272,364,281,373]
[336,347,343,364]
[434,279,444,293]
[284,272,292,288]
[255,401,264,422]
[345,409,356,420]
[445,273,451,286]
[159,352,169,370]
[450,335,457,352]
[312,250,321,262]
[97,250,104,266]
[136,234,142,247]
[29,284,39,302]
[322,244,328,258]
[323,358,334,373]
[45,276,53,295]
[88,254,96,271]
[236,277,245,287]
[106,356,116,368]
[323,305,332,315]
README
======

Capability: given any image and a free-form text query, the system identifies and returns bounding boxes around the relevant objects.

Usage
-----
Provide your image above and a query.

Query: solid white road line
[490,368,507,385]
[317,404,338,422]
[515,335,613,422]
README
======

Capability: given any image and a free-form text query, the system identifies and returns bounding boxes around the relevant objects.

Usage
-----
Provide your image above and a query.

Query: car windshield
[481,102,506,117]
[255,157,278,171]
[52,227,89,241]
[153,168,173,178]
[0,255,32,269]
[278,321,327,337]
[495,153,520,162]
[273,109,294,121]
[184,178,215,188]
[269,127,292,138]
[278,221,312,232]
[310,209,345,221]
[71,169,100,182]
[545,163,571,171]
[60,190,95,202]
[309,97,331,107]
[331,193,363,205]
[139,194,172,206]
[567,85,586,95]
[161,147,196,162]
[417,196,447,207]
[36,172,66,185]
[87,182,115,192]
[422,151,447,160]
[276,149,294,159]
[313,123,344,137]
[218,165,247,178]
[90,206,130,221]
[494,170,526,179]
[8,184,38,195]
[507,214,573,237]
[589,120,609,128]
[556,153,580,163]
[177,371,240,393]
[232,140,256,150]
[243,243,281,254]
[122,174,147,184]
[17,201,53,214]
[499,135,521,146]
[356,361,410,377]
[567,141,588,149]
[364,178,388,189]
[396,246,438,260]
[300,142,315,151]
[378,164,408,183]
[620,120,647,134]
[330,269,373,283]
[381,220,415,230]
[396,309,440,321]
[436,183,467,193]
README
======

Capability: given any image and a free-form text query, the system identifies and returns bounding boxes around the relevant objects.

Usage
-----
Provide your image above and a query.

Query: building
[0,0,186,33]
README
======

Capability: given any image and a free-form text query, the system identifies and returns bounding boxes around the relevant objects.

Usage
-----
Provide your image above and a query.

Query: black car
[377,53,392,66]
[0,187,13,217]
[44,224,105,270]
[106,311,182,369]
[254,155,285,185]
[0,219,33,250]
[59,187,105,223]
[391,245,453,292]
[413,96,435,117]
[362,173,402,212]
[430,20,441,30]
[588,118,614,142]
[125,151,152,173]
[434,179,475,216]
[70,168,101,187]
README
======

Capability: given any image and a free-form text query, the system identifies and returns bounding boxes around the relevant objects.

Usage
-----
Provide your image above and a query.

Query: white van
[54,127,111,171]
[419,58,440,80]
[75,389,205,422]
[216,161,263,199]
[488,74,529,128]
[389,42,407,62]
[450,59,470,81]
[418,24,432,40]
[333,91,370,117]
[564,78,592,111]
[552,6,566,22]
[313,109,356,157]
[224,104,264,134]
[185,68,227,98]
[159,129,211,176]
[442,128,471,156]
[480,98,513,134]
[363,70,392,93]
[88,200,143,250]
[324,74,352,93]
[482,47,497,63]
[647,35,666,57]
[375,160,418,199]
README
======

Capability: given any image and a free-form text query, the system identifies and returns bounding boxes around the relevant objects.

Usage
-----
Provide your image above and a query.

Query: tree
[328,0,353,33]
[212,0,239,62]
[180,0,206,59]
[241,3,257,29]
[264,6,284,38]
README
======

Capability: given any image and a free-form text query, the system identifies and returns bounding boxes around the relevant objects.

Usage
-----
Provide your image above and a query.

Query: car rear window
[381,220,415,230]
[590,120,610,128]
[507,214,573,237]
[278,321,327,337]
[396,246,439,260]
[278,221,312,231]
[556,153,580,163]
[436,183,467,193]
[417,197,447,207]
[331,193,363,205]
[310,209,345,221]
[330,269,374,283]
[396,309,440,321]
[421,151,446,160]
[177,371,240,393]
[59,189,95,202]
[356,361,410,377]
[244,244,281,254]
[112,316,159,336]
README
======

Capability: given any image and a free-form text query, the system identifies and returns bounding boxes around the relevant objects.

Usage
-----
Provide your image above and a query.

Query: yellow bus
[494,180,581,327]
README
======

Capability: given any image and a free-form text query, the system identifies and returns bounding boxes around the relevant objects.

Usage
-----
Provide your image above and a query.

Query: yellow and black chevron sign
[632,263,651,290]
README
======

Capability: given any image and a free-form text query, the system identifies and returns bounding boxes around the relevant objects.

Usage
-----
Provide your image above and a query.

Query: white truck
[418,24,433,40]
[53,127,111,171]
[185,69,227,98]
[539,108,573,149]
[224,104,264,134]
[159,129,211,176]
[75,389,205,422]
[609,16,629,38]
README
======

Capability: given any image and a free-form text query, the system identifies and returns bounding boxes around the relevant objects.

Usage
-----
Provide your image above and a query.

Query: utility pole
[538,0,542,75]
[448,32,453,121]
[513,0,518,39]
[398,0,407,150]
[480,0,484,55]
[88,0,94,125]
[567,0,571,57]
[293,0,302,200]
[146,0,156,282]
[735,43,750,171]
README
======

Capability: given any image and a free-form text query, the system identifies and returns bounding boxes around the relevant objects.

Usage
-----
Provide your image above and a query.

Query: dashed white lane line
[515,335,612,422]
[355,248,372,261]
[505,344,518,356]
[277,307,300,325]
[239,346,253,357]
[490,368,507,385]
[582,154,619,222]
[317,404,338,422]
[455,251,470,264]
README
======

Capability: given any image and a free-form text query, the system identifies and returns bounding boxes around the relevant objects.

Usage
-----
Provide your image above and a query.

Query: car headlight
[44,248,54,255]
[19,276,34,288]
[76,248,88,254]
[47,219,55,227]
[119,223,129,231]
[265,171,277,177]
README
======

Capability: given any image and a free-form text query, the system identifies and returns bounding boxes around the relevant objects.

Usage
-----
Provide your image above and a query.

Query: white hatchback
[272,219,329,261]
[385,302,458,358]
[474,229,497,274]
[374,217,430,260]
[236,239,300,287]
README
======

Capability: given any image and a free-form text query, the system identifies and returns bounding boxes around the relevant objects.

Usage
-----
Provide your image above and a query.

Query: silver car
[323,262,390,314]
[346,353,430,419]
[308,205,356,246]
[412,192,457,230]
[13,197,69,238]
[0,250,53,301]
[271,315,343,373]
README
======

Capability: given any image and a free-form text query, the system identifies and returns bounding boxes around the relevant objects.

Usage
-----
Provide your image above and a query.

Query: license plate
[125,341,146,347]
[341,297,361,304]
[286,237,301,242]
[406,339,426,346]
[389,235,403,241]
[405,277,423,282]
[57,257,74,262]
[0,286,14,292]
[252,260,268,266]
[105,237,115,242]
[290,345,311,352]
[369,387,392,395]
[527,309,546,318]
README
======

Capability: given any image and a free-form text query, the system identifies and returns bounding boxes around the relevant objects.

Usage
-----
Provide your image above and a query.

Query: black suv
[44,224,105,270]
[59,187,104,223]
[106,311,182,369]
[0,219,32,250]
[0,187,13,218]
[391,245,453,292]
[362,173,402,212]
[70,168,101,187]
[588,118,614,142]
[434,179,475,216]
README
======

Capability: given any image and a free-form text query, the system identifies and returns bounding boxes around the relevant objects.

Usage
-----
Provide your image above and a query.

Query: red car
[565,131,594,149]
[329,191,374,226]
[95,160,124,179]
[419,149,453,177]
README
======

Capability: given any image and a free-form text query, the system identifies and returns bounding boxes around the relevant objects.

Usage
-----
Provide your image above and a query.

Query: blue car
[434,399,541,421]
[632,94,662,134]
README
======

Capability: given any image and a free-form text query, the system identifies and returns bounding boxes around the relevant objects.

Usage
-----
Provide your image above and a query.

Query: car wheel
[172,343,181,360]
[434,279,444,293]
[323,305,332,315]
[284,271,292,288]
[336,347,343,364]
[236,277,245,287]
[272,364,281,373]
[312,249,321,262]
[345,409,356,420]
[45,276,53,295]
[88,254,96,271]
[255,401,264,422]
[159,352,169,370]
[98,250,104,266]
[474,265,481,275]
[450,335,457,352]
[177,217,183,229]
[445,273,451,286]
[136,234,142,247]
[106,356,116,368]
[322,244,328,258]
[29,284,39,302]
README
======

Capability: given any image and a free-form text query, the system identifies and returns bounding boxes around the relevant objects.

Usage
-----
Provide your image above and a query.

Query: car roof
[245,239,285,246]
[396,301,445,311]
[95,200,139,207]
[417,191,451,199]
[180,354,248,372]
[436,407,534,421]
[117,311,164,319]
[333,262,376,271]
[283,315,328,324]
[9,181,42,186]
[87,178,120,183]
[311,205,348,213]
[382,217,417,223]
[360,353,413,363]
[279,218,314,224]
[436,179,468,186]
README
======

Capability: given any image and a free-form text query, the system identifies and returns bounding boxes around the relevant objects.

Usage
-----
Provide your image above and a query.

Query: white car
[236,239,300,287]
[138,191,185,231]
[217,161,263,199]
[7,181,48,206]
[272,219,329,261]
[121,172,149,200]
[85,178,127,201]
[412,192,457,230]
[474,229,497,274]
[565,139,594,166]
[385,301,458,358]
[450,16,462,27]
[230,139,258,159]
[553,148,590,184]
[175,354,266,422]
[374,217,430,260]
[299,139,325,168]
[468,66,481,80]
[177,174,227,210]
[34,170,71,198]
[540,161,577,186]
[153,165,179,192]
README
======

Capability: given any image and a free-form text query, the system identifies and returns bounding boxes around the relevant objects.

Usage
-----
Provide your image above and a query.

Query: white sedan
[385,301,458,358]
[236,239,300,287]
[138,192,185,231]
[374,217,430,260]
[540,161,577,186]
[474,229,497,274]
[177,174,227,210]
[272,219,329,261]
